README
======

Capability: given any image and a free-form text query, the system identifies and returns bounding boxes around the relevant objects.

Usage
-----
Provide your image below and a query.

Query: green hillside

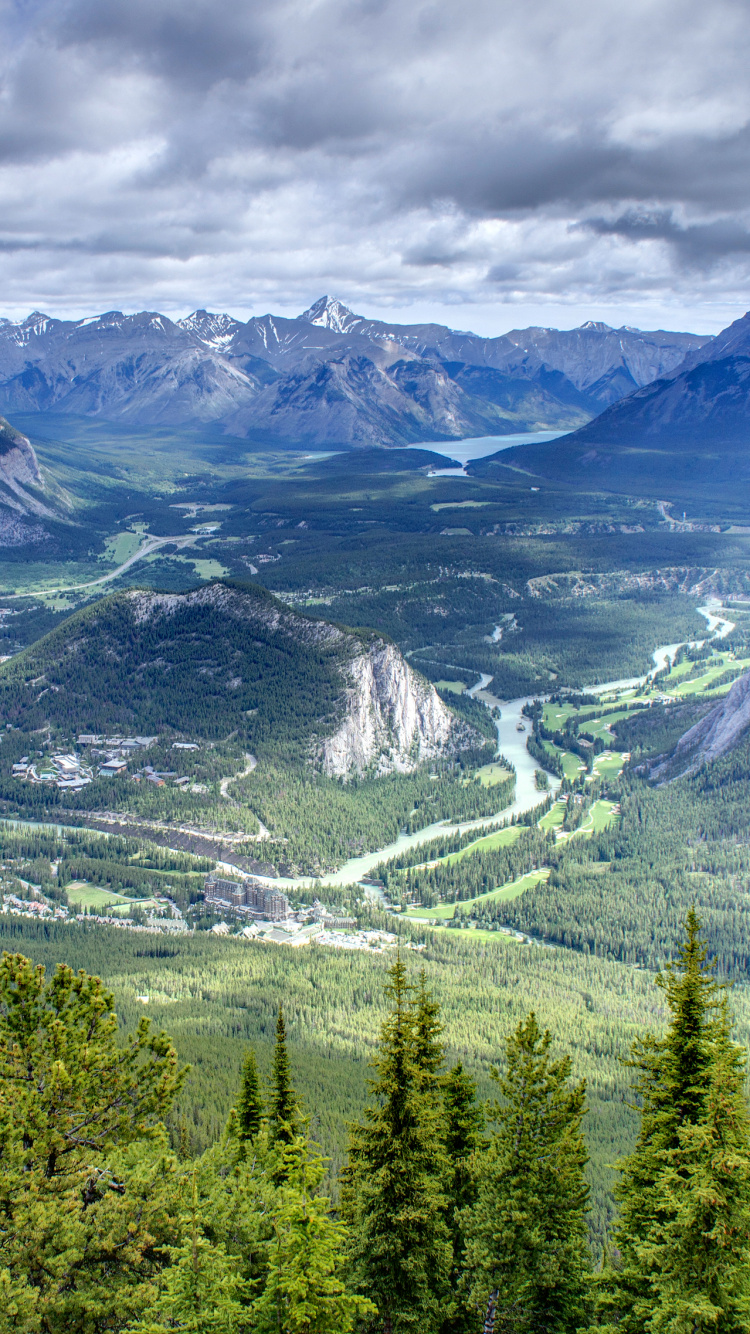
[0,580,352,754]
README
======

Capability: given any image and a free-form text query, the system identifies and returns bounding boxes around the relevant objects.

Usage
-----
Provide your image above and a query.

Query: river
[243,601,736,891]
[3,603,736,893]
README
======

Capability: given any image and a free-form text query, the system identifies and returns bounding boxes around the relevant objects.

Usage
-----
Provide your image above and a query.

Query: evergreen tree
[462,1012,590,1334]
[254,1133,376,1334]
[594,913,750,1332]
[271,1006,298,1148]
[441,1063,484,1334]
[595,909,723,1330]
[344,954,451,1334]
[129,1173,250,1334]
[413,968,445,1090]
[237,1047,264,1143]
[0,951,185,1334]
[646,997,750,1332]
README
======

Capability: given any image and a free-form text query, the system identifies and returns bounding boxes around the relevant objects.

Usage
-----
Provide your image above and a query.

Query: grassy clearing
[64,881,156,914]
[179,558,230,579]
[100,532,143,566]
[569,800,619,839]
[430,501,491,511]
[407,869,549,924]
[445,823,524,865]
[592,751,625,778]
[435,680,467,694]
[562,751,586,779]
[474,762,513,788]
[538,801,566,832]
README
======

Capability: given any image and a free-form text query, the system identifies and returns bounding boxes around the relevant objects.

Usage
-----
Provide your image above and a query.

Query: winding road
[7,533,199,600]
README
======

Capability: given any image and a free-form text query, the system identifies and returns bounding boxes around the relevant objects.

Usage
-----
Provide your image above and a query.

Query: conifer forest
[2,401,750,1334]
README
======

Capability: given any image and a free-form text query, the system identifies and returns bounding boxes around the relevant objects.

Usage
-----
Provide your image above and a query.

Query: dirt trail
[219,754,269,838]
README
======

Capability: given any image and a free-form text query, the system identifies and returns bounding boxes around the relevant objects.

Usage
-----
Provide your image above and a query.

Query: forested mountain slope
[0,580,480,775]
[647,669,750,782]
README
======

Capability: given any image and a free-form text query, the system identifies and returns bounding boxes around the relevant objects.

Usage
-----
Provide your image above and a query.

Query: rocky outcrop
[127,584,476,777]
[0,417,57,524]
[319,642,460,777]
[648,671,750,783]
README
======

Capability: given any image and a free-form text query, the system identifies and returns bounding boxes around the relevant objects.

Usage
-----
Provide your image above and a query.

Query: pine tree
[413,968,445,1091]
[441,1063,484,1334]
[344,954,451,1334]
[595,909,724,1330]
[271,1006,298,1149]
[594,914,750,1332]
[0,952,186,1334]
[646,997,750,1332]
[462,1012,591,1334]
[237,1047,264,1143]
[254,1133,376,1334]
[129,1173,250,1334]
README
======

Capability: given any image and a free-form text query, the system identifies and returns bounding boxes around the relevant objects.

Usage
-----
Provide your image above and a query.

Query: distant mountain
[475,312,750,489]
[0,299,707,448]
[0,581,482,777]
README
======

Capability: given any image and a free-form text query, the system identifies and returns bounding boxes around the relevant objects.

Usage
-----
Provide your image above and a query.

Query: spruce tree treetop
[462,1012,590,1334]
[413,968,445,1091]
[270,1005,299,1149]
[237,1047,264,1143]
[345,954,451,1334]
[594,909,743,1334]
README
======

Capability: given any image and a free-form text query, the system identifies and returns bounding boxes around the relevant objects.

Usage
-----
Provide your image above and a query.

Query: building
[204,873,290,921]
[100,758,127,776]
[312,898,357,931]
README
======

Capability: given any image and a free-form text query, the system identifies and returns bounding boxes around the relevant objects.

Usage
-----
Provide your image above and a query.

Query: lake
[408,429,569,470]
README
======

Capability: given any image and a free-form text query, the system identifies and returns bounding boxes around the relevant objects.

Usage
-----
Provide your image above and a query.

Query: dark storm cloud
[583,209,750,265]
[53,0,270,86]
[1,0,750,318]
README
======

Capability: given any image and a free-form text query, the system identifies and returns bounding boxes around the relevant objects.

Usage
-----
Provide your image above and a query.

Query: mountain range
[0,299,707,448]
[477,311,750,489]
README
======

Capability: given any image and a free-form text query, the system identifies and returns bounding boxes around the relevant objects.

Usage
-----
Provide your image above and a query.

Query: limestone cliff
[319,641,463,777]
[648,671,750,782]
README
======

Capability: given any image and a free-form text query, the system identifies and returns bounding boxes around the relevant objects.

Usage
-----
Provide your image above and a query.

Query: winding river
[2,603,736,893]
[249,601,735,891]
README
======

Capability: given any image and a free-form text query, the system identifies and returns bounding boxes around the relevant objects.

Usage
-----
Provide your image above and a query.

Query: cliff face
[319,642,460,777]
[0,417,58,537]
[648,671,750,782]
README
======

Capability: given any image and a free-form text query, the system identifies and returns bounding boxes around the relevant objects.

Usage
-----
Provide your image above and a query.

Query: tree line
[2,910,748,1332]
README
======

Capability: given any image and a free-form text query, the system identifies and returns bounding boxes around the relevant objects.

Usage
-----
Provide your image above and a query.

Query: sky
[1,0,750,335]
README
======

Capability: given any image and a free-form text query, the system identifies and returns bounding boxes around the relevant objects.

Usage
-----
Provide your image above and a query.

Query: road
[7,533,199,600]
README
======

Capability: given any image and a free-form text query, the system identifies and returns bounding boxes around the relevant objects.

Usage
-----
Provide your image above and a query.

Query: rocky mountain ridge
[481,309,750,489]
[0,299,707,447]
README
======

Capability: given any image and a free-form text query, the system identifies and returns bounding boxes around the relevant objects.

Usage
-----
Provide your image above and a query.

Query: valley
[2,308,750,1272]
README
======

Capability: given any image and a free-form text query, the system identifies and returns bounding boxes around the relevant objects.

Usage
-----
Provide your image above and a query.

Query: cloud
[0,0,749,323]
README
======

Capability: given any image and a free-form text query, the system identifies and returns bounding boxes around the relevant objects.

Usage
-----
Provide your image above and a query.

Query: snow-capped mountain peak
[177,309,242,350]
[299,296,362,333]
